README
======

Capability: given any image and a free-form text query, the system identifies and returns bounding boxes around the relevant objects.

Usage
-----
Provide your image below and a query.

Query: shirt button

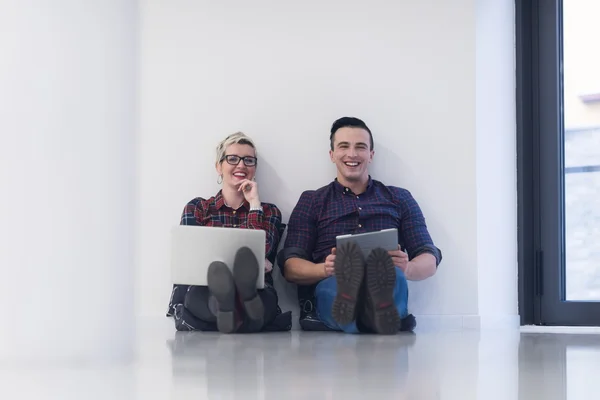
[358,207,362,211]
[233,224,237,228]
[232,210,236,214]
[358,224,362,228]
[356,196,359,199]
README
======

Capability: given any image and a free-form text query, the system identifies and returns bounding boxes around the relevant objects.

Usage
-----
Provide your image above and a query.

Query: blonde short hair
[215,132,257,165]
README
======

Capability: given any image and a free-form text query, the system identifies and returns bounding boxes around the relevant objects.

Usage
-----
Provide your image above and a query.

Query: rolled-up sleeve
[398,190,442,266]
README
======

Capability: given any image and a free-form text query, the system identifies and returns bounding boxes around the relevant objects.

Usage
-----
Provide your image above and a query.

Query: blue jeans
[315,267,408,333]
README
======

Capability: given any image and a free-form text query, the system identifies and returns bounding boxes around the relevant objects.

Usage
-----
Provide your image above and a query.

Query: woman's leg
[184,285,217,322]
[258,283,279,326]
[232,247,264,324]
[184,248,277,334]
[207,261,239,333]
[172,286,218,332]
[237,283,280,333]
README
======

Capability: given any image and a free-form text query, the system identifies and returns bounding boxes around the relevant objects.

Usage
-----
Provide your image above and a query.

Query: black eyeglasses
[221,154,258,167]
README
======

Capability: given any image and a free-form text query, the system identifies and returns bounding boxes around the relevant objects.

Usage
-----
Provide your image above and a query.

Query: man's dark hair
[329,117,374,151]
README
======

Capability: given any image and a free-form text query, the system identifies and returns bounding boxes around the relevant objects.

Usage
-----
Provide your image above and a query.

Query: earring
[217,175,223,184]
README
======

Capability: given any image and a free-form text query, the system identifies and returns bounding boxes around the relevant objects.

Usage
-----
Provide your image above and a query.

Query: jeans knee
[395,268,408,289]
[315,276,337,297]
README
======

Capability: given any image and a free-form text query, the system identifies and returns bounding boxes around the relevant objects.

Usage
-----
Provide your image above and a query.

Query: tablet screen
[335,228,398,258]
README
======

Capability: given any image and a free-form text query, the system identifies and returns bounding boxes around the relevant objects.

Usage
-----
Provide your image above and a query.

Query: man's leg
[393,267,409,319]
[330,241,365,326]
[362,248,402,334]
[315,276,360,334]
[357,267,410,332]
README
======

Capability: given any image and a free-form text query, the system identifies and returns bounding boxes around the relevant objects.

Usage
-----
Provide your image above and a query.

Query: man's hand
[388,245,409,272]
[323,247,336,277]
[265,259,273,273]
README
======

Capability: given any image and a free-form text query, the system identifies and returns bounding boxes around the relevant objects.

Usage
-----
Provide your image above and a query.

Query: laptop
[170,225,265,289]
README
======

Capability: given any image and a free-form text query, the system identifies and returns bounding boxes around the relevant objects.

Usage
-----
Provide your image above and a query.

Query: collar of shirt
[332,175,374,195]
[214,190,250,211]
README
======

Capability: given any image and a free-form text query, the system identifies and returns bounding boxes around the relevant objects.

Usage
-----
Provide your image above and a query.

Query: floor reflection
[164,328,600,400]
[2,319,600,400]
[166,330,467,399]
[518,333,600,400]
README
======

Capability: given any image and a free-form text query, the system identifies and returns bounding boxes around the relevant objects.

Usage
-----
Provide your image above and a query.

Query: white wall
[0,0,137,361]
[476,0,519,328]
[138,0,518,328]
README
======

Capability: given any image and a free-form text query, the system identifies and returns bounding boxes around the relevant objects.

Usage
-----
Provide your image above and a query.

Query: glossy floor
[2,319,600,399]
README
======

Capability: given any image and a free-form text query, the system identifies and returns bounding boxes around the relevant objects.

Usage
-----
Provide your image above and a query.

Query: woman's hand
[238,179,260,208]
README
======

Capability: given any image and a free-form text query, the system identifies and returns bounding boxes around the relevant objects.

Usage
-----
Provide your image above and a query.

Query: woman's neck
[221,186,245,209]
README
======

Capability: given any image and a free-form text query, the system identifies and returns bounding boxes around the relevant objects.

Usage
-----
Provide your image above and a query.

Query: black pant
[180,284,280,333]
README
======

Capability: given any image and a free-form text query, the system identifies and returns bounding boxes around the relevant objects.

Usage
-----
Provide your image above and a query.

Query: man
[278,117,442,334]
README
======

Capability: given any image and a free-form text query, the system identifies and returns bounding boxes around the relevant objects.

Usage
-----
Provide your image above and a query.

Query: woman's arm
[243,203,282,259]
[180,197,206,225]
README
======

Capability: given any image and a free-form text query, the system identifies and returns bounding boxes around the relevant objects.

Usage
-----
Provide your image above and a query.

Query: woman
[166,132,290,333]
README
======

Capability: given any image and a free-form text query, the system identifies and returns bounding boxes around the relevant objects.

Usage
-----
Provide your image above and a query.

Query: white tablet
[170,225,265,289]
[336,228,399,258]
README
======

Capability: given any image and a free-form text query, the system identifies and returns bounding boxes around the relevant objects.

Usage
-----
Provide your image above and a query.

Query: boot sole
[331,241,365,326]
[234,247,264,325]
[207,261,236,333]
[365,248,401,334]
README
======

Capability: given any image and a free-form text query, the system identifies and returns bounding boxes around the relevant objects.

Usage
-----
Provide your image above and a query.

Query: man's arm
[277,191,326,285]
[398,190,442,280]
[284,257,327,285]
[405,253,437,281]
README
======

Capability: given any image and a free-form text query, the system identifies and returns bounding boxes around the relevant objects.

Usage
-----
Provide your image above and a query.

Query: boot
[233,246,264,327]
[331,241,365,326]
[207,261,240,333]
[362,248,401,334]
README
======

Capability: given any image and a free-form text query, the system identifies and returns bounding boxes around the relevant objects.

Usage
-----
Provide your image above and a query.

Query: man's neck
[221,186,245,208]
[337,175,369,195]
